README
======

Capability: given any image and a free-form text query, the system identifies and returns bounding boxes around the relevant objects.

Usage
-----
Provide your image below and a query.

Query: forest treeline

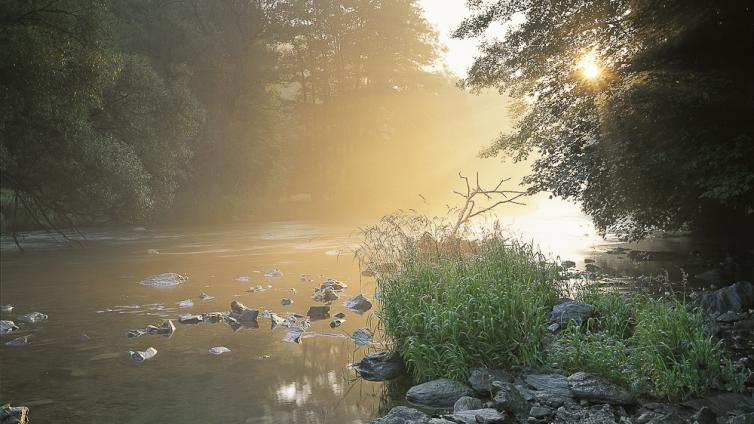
[1,0,491,232]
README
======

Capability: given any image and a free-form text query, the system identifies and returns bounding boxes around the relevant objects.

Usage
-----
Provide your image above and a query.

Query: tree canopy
[457,0,754,239]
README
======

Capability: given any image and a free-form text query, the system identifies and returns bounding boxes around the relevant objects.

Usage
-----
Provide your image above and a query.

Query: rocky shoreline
[361,281,754,424]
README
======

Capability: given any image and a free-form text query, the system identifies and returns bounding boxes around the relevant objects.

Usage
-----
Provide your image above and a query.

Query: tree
[0,0,200,241]
[456,0,754,240]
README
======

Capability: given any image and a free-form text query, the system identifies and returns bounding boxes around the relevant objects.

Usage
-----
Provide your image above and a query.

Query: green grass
[360,213,745,401]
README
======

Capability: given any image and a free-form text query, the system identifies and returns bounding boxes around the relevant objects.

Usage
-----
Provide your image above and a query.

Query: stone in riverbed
[201,312,225,323]
[1,304,13,313]
[5,335,29,346]
[208,346,231,355]
[529,406,553,418]
[320,279,348,291]
[140,272,187,287]
[468,367,513,394]
[129,347,157,362]
[307,305,330,320]
[149,319,176,335]
[282,327,304,343]
[329,319,345,328]
[270,313,287,329]
[453,396,483,413]
[0,320,18,335]
[566,372,635,405]
[127,329,148,338]
[493,382,529,416]
[178,314,204,324]
[550,301,593,325]
[281,298,293,306]
[333,312,346,319]
[352,351,406,381]
[264,268,283,278]
[312,288,339,303]
[18,312,47,324]
[700,281,754,314]
[344,294,373,314]
[448,408,508,423]
[229,300,259,322]
[369,406,429,424]
[0,404,29,424]
[405,378,475,409]
[351,327,373,345]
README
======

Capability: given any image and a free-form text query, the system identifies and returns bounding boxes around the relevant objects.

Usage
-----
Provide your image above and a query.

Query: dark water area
[1,219,751,423]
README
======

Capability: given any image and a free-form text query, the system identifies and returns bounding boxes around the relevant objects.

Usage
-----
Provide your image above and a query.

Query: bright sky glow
[419,0,478,77]
[578,52,602,80]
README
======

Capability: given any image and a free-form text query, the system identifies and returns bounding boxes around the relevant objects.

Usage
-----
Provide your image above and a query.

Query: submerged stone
[320,279,348,291]
[352,351,406,381]
[264,268,283,278]
[201,312,225,323]
[312,288,339,303]
[178,314,204,324]
[229,300,259,322]
[18,312,48,324]
[177,299,194,308]
[199,292,215,301]
[140,272,187,287]
[208,346,231,355]
[127,329,148,338]
[351,327,373,345]
[329,319,345,328]
[281,298,293,305]
[343,294,373,313]
[1,304,13,313]
[405,378,475,409]
[129,347,158,362]
[0,320,18,335]
[307,305,330,320]
[5,335,29,346]
[333,312,346,319]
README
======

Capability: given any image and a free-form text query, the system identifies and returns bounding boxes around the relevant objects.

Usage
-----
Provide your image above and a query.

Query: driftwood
[450,172,527,236]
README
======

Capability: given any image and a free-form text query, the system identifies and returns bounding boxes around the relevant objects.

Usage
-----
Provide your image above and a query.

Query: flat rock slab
[406,378,475,409]
[448,408,508,424]
[343,294,373,313]
[140,272,187,287]
[468,367,513,394]
[525,373,573,398]
[352,351,406,381]
[567,372,635,405]
[370,406,430,424]
[551,301,594,324]
[700,281,754,314]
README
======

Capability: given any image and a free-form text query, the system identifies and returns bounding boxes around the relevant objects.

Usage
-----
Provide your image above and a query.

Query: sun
[577,53,602,80]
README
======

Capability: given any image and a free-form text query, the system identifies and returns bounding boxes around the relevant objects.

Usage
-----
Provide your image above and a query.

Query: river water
[0,206,736,423]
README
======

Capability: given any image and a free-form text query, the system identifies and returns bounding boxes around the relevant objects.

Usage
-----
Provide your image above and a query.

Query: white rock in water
[235,276,250,282]
[129,347,158,362]
[18,312,48,323]
[177,299,194,308]
[141,273,187,287]
[199,292,215,301]
[209,346,231,355]
[1,304,13,312]
[264,268,283,278]
[0,320,18,335]
[147,249,159,255]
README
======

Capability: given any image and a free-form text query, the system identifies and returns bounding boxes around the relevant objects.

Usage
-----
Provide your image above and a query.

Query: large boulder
[551,301,594,325]
[700,281,754,314]
[448,408,509,424]
[352,351,406,381]
[566,372,635,405]
[493,382,529,417]
[453,396,483,413]
[405,379,475,409]
[370,406,430,424]
[524,373,573,398]
[468,367,513,394]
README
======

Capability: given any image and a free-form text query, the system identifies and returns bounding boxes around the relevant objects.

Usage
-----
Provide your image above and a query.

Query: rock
[229,301,259,322]
[567,372,634,405]
[468,367,513,394]
[351,327,373,345]
[199,292,215,301]
[525,373,573,398]
[513,384,535,401]
[129,347,158,362]
[152,319,175,335]
[562,261,576,269]
[313,288,339,303]
[551,301,594,325]
[264,268,283,278]
[344,294,373,313]
[281,298,293,305]
[208,346,231,355]
[493,382,529,416]
[453,396,483,413]
[127,329,148,337]
[700,282,754,314]
[691,407,716,424]
[140,272,187,287]
[728,413,754,424]
[0,320,18,335]
[178,314,204,324]
[585,264,601,272]
[147,249,159,255]
[321,279,348,291]
[329,319,345,328]
[0,404,29,424]
[352,351,406,381]
[1,304,13,313]
[18,312,47,323]
[5,335,29,346]
[548,323,560,333]
[584,259,595,264]
[530,406,553,418]
[80,334,90,342]
[333,312,346,319]
[282,327,304,343]
[177,299,194,308]
[236,276,251,282]
[370,406,430,424]
[405,378,475,408]
[202,312,225,323]
[449,408,508,423]
[554,404,620,424]
[270,314,287,329]
[307,305,330,320]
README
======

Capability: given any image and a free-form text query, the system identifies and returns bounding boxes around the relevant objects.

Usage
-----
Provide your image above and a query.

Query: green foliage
[457,1,754,240]
[550,289,743,401]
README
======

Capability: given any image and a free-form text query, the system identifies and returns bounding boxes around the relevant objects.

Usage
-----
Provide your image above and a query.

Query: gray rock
[448,408,508,423]
[208,346,230,355]
[525,373,573,398]
[0,320,18,335]
[80,334,90,342]
[406,378,475,408]
[0,304,13,313]
[530,406,553,418]
[229,301,259,322]
[370,406,430,424]
[127,329,148,338]
[567,372,634,405]
[147,319,175,335]
[282,327,304,343]
[333,312,346,318]
[514,384,536,401]
[0,405,29,424]
[548,323,560,333]
[18,312,47,323]
[307,305,330,320]
[493,382,529,416]
[199,292,215,301]
[352,327,373,345]
[682,393,754,416]
[453,396,483,413]
[728,413,754,424]
[329,319,345,328]
[281,298,293,305]
[178,314,204,324]
[129,347,157,362]
[691,407,716,424]
[551,301,594,325]
[700,282,754,314]
[352,351,406,381]
[270,313,287,329]
[344,294,373,313]
[717,311,743,322]
[313,288,339,303]
[5,335,29,346]
[140,272,187,287]
[321,279,348,292]
[468,367,513,394]
[554,404,620,424]
[201,312,225,323]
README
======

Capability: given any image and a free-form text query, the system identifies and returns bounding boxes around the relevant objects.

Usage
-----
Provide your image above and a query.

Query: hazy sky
[419,0,479,77]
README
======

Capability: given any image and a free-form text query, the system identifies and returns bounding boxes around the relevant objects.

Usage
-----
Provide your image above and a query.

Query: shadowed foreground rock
[700,281,754,314]
[567,372,635,405]
[468,367,513,394]
[0,405,29,424]
[370,406,429,424]
[550,301,594,325]
[405,378,475,408]
[352,351,406,381]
